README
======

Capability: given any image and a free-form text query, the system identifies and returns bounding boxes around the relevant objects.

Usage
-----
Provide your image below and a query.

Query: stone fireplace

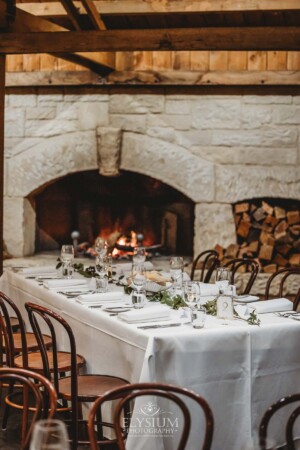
[3,91,300,258]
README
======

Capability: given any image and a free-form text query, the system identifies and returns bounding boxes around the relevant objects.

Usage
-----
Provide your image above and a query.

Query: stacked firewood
[215,201,300,273]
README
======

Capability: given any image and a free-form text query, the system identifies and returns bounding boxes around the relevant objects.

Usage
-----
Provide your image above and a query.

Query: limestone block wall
[4,92,300,256]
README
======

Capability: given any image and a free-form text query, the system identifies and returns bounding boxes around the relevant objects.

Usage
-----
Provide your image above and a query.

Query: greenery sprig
[203,298,260,326]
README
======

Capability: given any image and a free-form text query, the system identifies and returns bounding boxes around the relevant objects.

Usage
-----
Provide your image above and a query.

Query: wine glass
[183,281,200,321]
[131,263,147,293]
[94,237,108,259]
[60,245,74,279]
[215,267,232,293]
[29,419,69,450]
[132,247,146,265]
[170,256,184,291]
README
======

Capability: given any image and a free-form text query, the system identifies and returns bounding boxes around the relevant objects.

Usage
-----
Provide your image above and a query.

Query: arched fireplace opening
[32,170,194,257]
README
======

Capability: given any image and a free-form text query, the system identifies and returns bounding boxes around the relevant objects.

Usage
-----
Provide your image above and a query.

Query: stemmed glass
[94,237,108,259]
[60,245,74,279]
[131,263,147,293]
[29,419,69,450]
[132,247,146,265]
[215,267,232,293]
[170,256,184,291]
[183,281,201,324]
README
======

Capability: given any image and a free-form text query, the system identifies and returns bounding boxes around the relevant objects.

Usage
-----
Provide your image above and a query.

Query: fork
[275,311,300,318]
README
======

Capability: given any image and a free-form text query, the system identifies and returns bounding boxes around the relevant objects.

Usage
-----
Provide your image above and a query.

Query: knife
[138,323,182,330]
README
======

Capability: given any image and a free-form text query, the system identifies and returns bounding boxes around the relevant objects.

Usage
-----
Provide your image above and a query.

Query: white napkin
[234,295,260,303]
[21,266,57,274]
[199,283,219,297]
[118,305,170,323]
[115,261,154,273]
[43,279,89,290]
[76,292,124,305]
[250,298,293,314]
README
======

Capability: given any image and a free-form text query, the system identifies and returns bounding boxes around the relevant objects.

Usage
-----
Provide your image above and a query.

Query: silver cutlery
[138,323,182,330]
[275,311,300,318]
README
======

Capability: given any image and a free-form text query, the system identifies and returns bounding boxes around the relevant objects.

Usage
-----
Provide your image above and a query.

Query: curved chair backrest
[191,250,219,283]
[223,258,260,295]
[88,382,214,450]
[0,367,57,450]
[0,291,28,367]
[259,393,300,450]
[265,267,300,311]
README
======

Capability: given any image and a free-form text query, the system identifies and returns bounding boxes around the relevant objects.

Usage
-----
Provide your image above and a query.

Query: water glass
[215,267,232,292]
[192,305,206,329]
[94,237,108,259]
[170,256,184,290]
[95,276,108,293]
[183,281,200,310]
[131,264,147,292]
[61,245,74,279]
[132,247,146,264]
[131,289,146,309]
[29,419,69,450]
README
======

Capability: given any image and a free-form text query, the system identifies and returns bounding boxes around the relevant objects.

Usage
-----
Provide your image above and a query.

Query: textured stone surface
[5,109,25,137]
[26,107,56,120]
[78,102,109,129]
[121,133,214,202]
[216,165,300,203]
[110,114,146,133]
[194,203,236,254]
[192,99,241,130]
[4,197,35,256]
[110,94,164,114]
[190,147,297,165]
[165,99,191,115]
[24,118,78,137]
[97,127,121,176]
[6,131,97,196]
[241,105,272,129]
[273,106,300,124]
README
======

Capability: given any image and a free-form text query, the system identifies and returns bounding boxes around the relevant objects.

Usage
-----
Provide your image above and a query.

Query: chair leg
[2,380,14,430]
[96,406,104,441]
[21,384,29,448]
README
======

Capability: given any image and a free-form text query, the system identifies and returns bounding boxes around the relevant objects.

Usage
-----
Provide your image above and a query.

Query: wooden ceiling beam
[59,0,84,30]
[1,27,300,53]
[11,9,115,73]
[81,0,106,30]
[16,0,300,17]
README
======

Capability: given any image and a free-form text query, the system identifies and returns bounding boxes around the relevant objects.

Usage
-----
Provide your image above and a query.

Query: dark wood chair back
[190,250,219,283]
[0,367,57,450]
[265,267,300,311]
[88,382,214,450]
[223,258,260,294]
[0,291,28,367]
[259,393,300,450]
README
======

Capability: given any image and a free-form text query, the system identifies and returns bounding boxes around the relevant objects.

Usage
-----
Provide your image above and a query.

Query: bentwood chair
[0,367,57,450]
[190,250,220,283]
[88,382,214,450]
[0,292,84,432]
[259,393,300,450]
[25,302,130,450]
[264,267,300,311]
[223,258,260,295]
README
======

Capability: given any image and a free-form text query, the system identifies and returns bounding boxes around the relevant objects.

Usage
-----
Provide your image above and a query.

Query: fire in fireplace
[33,170,194,257]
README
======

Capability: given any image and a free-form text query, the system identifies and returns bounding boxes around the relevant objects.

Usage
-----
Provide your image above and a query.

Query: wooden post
[0,55,5,275]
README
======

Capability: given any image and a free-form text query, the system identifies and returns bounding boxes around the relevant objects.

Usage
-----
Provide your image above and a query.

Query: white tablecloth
[1,270,300,450]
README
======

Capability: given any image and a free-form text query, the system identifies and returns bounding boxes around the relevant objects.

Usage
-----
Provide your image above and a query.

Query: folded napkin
[115,261,154,273]
[76,292,123,305]
[234,295,259,303]
[43,279,88,290]
[250,298,293,314]
[199,283,219,297]
[21,266,56,274]
[118,305,170,323]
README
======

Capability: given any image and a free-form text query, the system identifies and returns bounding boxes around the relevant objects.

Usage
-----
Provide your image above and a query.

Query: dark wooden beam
[81,0,106,30]
[0,55,5,274]
[5,70,300,87]
[0,27,300,53]
[59,0,84,30]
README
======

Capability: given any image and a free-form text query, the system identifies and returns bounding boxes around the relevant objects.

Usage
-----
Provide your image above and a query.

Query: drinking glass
[132,247,146,265]
[94,237,108,259]
[170,256,184,290]
[132,289,146,309]
[131,264,147,293]
[192,305,206,329]
[183,281,200,320]
[60,245,74,279]
[215,267,232,292]
[29,419,69,450]
[95,255,109,293]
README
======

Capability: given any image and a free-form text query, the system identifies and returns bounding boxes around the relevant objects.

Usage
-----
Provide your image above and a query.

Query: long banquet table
[1,269,300,450]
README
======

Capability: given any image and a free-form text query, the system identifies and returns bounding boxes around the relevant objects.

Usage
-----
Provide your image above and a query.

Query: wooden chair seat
[2,332,52,353]
[59,374,129,402]
[10,317,21,331]
[15,350,85,373]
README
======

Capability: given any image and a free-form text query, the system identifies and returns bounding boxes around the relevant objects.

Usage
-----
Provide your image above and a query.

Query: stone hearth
[4,92,300,257]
